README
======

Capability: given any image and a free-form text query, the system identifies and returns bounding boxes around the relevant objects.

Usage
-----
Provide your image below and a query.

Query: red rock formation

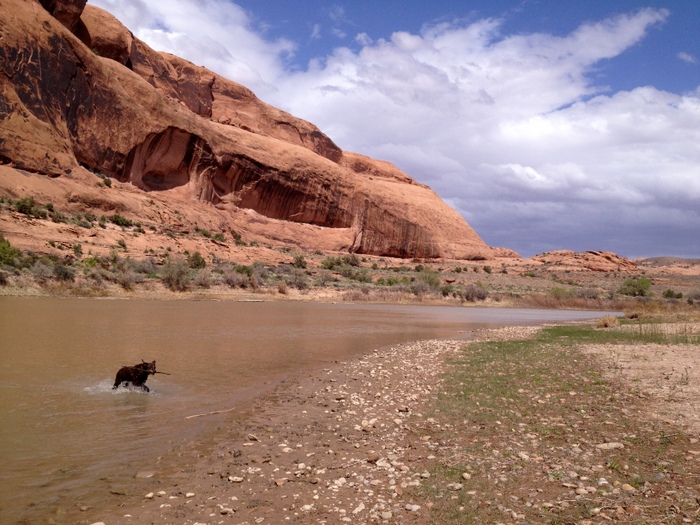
[0,0,495,260]
[530,250,638,272]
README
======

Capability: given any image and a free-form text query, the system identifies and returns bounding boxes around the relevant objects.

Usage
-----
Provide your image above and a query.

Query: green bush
[0,234,20,266]
[619,277,651,297]
[188,251,206,269]
[110,214,133,228]
[415,268,441,290]
[292,255,307,269]
[663,288,683,299]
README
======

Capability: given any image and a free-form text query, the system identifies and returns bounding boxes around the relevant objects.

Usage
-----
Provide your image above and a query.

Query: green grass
[411,323,700,524]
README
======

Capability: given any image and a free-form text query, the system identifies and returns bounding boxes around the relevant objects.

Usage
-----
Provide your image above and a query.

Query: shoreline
[18,317,700,524]
[82,334,487,524]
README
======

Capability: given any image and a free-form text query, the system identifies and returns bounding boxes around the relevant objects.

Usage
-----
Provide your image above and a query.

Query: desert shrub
[0,270,8,286]
[596,316,620,328]
[0,234,20,266]
[315,269,336,286]
[415,268,441,290]
[286,269,309,290]
[483,265,492,274]
[549,286,574,300]
[223,268,247,288]
[192,268,212,288]
[461,284,488,302]
[663,289,683,300]
[619,277,651,297]
[233,264,253,276]
[321,256,342,270]
[292,255,307,269]
[339,265,372,283]
[188,251,206,269]
[53,262,75,282]
[114,269,141,290]
[109,214,133,228]
[132,258,157,276]
[342,254,361,267]
[441,283,455,297]
[14,197,47,219]
[30,261,53,283]
[160,257,191,291]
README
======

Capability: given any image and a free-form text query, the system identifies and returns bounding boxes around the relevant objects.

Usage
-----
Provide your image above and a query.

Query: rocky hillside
[0,0,509,260]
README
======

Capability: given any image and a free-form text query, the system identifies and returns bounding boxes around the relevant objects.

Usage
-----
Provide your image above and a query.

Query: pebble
[595,442,624,450]
[135,470,156,479]
[405,504,421,512]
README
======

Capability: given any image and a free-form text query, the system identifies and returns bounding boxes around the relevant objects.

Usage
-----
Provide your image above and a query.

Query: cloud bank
[89,1,700,257]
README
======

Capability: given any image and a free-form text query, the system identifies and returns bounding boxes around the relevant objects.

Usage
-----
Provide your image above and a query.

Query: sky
[88,0,700,258]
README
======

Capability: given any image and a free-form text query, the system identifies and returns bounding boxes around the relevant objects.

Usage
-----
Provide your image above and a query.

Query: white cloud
[678,51,697,64]
[86,1,700,257]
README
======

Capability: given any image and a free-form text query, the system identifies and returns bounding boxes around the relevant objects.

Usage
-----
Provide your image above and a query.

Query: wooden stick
[185,407,237,420]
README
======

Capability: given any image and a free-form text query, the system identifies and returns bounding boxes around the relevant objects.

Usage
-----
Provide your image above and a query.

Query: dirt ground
[582,322,700,435]
[72,322,700,525]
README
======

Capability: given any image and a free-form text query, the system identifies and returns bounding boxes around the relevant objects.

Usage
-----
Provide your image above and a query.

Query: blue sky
[90,0,700,258]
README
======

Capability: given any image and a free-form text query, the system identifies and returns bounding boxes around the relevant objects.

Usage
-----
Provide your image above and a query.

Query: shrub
[321,256,342,270]
[342,254,361,267]
[30,261,54,283]
[0,234,20,266]
[292,255,307,269]
[619,277,651,297]
[14,197,47,218]
[461,284,488,302]
[223,268,247,288]
[110,214,133,228]
[663,289,683,300]
[193,268,212,288]
[114,269,141,291]
[415,269,441,290]
[188,251,206,269]
[53,263,75,282]
[0,270,8,286]
[160,257,191,291]
[287,269,309,290]
[483,265,492,274]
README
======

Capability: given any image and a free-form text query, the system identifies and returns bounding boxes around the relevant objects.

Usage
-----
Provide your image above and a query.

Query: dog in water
[113,360,157,392]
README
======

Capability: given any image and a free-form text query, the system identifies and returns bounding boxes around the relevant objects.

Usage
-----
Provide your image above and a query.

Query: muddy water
[0,297,613,522]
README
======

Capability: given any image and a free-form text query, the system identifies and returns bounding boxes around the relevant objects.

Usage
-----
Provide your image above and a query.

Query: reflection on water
[0,297,613,522]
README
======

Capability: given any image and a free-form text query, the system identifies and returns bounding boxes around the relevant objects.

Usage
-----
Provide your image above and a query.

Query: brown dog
[113,360,157,392]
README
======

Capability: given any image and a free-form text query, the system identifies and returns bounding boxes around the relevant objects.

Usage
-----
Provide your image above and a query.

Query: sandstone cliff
[0,0,499,260]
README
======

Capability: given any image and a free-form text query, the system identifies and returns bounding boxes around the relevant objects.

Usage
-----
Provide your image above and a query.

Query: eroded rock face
[0,0,495,260]
[530,250,638,272]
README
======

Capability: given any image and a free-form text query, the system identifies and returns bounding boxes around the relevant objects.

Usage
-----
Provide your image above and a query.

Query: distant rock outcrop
[0,0,498,259]
[530,250,637,272]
